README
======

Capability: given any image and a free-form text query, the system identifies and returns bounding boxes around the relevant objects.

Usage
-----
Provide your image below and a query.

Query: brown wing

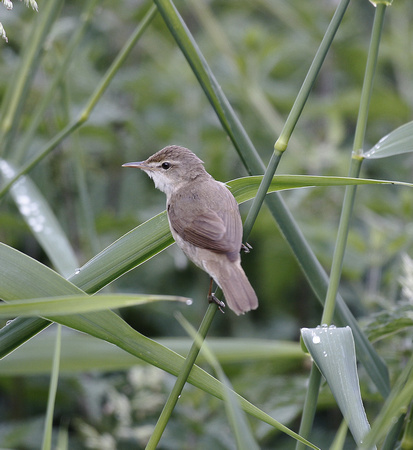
[168,181,242,256]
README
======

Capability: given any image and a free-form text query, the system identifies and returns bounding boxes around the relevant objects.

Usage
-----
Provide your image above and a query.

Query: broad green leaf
[363,121,413,159]
[0,293,190,318]
[69,211,173,293]
[70,174,411,296]
[301,326,375,449]
[0,159,78,277]
[227,174,412,204]
[0,243,315,444]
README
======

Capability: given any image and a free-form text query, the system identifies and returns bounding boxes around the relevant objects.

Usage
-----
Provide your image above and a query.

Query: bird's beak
[122,161,149,170]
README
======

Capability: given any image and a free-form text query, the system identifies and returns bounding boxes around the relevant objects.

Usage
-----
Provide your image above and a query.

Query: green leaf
[301,326,375,449]
[363,121,413,159]
[70,174,411,297]
[228,174,412,204]
[69,211,174,293]
[0,243,315,444]
[362,302,413,342]
[0,293,190,318]
[362,354,413,449]
[0,159,79,278]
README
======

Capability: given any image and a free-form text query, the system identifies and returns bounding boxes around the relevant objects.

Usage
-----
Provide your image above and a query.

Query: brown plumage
[123,145,258,315]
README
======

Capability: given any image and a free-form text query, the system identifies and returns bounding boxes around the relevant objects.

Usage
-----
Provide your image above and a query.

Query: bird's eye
[161,162,171,170]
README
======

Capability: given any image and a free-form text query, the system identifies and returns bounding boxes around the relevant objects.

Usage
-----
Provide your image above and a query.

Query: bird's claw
[241,242,253,253]
[208,293,226,314]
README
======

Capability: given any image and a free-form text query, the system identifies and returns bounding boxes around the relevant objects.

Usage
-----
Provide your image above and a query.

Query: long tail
[215,262,258,315]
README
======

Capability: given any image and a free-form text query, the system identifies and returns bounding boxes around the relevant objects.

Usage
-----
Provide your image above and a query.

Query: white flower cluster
[1,0,38,43]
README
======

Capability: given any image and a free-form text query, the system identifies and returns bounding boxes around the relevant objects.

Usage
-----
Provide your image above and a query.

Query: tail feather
[215,263,258,315]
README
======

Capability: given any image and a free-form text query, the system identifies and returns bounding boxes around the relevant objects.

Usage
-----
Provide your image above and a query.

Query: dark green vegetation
[0,0,412,449]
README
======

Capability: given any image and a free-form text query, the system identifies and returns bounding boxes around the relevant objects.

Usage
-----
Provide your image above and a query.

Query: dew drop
[312,336,321,344]
[186,299,193,306]
[74,268,81,275]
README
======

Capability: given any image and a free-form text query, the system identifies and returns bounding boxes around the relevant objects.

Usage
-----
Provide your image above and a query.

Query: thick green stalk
[0,0,64,155]
[296,4,388,448]
[0,4,158,199]
[323,1,386,325]
[321,159,362,324]
[242,150,282,240]
[146,304,218,449]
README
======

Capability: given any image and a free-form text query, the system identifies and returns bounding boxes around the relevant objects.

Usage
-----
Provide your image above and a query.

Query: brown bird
[123,145,258,315]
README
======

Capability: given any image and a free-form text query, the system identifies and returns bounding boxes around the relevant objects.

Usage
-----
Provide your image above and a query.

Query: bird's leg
[207,278,225,313]
[241,242,253,253]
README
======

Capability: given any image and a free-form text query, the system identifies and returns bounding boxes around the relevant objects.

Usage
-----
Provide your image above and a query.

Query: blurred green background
[0,0,412,448]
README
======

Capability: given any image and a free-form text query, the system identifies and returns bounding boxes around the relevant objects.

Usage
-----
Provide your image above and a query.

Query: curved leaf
[302,326,375,449]
[227,174,412,204]
[70,174,411,295]
[0,243,314,444]
[0,293,190,318]
[363,121,413,159]
[0,159,78,277]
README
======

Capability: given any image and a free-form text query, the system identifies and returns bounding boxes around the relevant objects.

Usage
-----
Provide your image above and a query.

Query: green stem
[146,304,218,449]
[12,0,102,164]
[0,0,64,155]
[0,4,157,198]
[295,368,322,450]
[296,4,388,448]
[242,150,282,241]
[323,2,386,326]
[244,0,350,241]
[275,0,351,152]
[353,4,386,154]
[321,159,362,324]
[41,324,61,450]
[0,121,83,198]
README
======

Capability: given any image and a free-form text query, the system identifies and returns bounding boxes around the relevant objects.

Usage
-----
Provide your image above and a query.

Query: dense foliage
[0,0,412,449]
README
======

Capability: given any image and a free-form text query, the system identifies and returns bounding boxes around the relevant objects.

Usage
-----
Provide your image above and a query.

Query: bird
[122,145,258,315]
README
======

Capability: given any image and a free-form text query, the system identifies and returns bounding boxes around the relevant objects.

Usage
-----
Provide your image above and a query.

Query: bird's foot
[241,242,253,253]
[208,293,226,314]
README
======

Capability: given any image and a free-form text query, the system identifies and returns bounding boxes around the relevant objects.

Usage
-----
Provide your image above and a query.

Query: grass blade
[363,121,413,159]
[0,293,190,317]
[0,159,79,277]
[41,324,61,450]
[0,243,316,445]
